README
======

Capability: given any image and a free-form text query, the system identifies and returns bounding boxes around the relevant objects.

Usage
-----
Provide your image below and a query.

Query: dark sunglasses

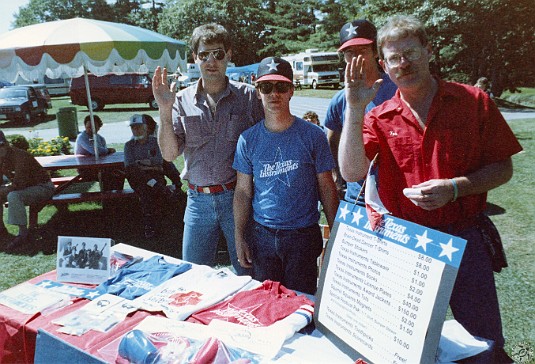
[196,48,226,62]
[256,82,292,94]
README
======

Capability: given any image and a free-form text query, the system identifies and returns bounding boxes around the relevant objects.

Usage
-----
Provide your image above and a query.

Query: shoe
[144,225,156,239]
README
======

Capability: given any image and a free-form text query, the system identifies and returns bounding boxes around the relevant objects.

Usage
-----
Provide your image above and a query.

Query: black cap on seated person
[338,19,377,52]
[0,131,7,146]
[255,57,293,84]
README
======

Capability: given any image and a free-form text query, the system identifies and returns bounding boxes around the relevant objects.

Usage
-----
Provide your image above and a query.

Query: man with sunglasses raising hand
[153,23,264,275]
[233,57,339,294]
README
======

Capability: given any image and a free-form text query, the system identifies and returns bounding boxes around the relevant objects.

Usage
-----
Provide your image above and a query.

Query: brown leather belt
[188,181,236,194]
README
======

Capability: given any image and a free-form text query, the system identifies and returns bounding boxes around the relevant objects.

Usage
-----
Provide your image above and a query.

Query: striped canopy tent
[0,18,187,157]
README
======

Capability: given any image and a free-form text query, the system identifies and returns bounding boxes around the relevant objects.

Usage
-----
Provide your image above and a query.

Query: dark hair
[190,23,231,54]
[84,115,103,128]
[142,114,157,135]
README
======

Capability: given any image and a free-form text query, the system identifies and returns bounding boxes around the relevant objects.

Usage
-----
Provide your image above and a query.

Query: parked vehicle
[44,75,71,96]
[69,73,156,111]
[0,85,52,124]
[283,49,342,89]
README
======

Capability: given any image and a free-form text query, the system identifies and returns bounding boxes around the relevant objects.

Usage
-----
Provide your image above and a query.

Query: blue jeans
[448,223,505,349]
[249,221,323,295]
[182,188,249,275]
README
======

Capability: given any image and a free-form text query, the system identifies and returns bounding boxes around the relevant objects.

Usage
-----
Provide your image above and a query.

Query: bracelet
[450,178,459,202]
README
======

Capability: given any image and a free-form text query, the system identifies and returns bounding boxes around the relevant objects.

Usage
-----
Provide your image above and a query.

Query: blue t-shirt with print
[323,73,397,203]
[233,118,335,229]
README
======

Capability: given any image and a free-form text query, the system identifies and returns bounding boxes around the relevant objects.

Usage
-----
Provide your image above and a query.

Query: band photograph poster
[56,236,112,284]
[315,203,467,364]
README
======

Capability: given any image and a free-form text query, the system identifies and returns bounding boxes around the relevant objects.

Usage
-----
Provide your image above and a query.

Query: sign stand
[315,203,467,363]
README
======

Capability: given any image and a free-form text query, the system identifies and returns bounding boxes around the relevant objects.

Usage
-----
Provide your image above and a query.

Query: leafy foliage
[10,0,535,93]
[27,136,72,156]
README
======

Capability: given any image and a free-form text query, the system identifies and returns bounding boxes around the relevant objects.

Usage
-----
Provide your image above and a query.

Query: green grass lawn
[0,95,533,358]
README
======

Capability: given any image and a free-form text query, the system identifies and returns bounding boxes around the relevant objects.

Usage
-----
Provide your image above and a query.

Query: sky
[0,0,30,35]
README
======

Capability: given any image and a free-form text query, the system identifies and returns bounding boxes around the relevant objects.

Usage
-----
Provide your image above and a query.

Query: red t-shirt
[363,79,523,228]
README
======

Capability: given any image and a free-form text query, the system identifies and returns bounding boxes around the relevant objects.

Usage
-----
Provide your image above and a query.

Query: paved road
[3,96,533,144]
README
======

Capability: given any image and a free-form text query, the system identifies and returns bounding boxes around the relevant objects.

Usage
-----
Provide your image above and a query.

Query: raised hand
[344,55,382,109]
[152,66,175,110]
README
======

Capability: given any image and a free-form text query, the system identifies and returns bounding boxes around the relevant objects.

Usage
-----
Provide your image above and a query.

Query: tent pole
[83,66,100,159]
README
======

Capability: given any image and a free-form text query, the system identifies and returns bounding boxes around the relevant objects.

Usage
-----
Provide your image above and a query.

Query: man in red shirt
[339,15,522,362]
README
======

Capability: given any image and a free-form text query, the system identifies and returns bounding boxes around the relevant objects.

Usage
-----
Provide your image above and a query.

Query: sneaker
[144,225,156,239]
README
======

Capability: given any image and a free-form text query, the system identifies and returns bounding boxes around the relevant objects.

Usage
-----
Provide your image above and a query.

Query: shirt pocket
[225,113,253,143]
[181,115,204,148]
[387,136,416,173]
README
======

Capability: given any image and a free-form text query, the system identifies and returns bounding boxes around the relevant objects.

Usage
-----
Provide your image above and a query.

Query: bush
[6,134,30,151]
[27,136,72,156]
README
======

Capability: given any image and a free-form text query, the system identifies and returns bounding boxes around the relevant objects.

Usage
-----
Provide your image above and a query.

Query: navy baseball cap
[256,57,293,83]
[338,19,377,52]
[129,114,147,126]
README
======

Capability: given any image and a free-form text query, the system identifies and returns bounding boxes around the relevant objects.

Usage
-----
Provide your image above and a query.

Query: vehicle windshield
[311,64,337,72]
[0,88,27,98]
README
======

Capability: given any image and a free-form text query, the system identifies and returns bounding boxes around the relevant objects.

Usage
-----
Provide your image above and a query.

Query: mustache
[395,68,413,78]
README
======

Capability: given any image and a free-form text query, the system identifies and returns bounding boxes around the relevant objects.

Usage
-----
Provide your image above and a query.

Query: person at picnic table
[232,57,339,294]
[0,131,55,251]
[302,111,321,127]
[153,23,264,274]
[124,114,174,239]
[324,19,397,203]
[338,15,522,362]
[74,115,125,191]
[143,114,186,200]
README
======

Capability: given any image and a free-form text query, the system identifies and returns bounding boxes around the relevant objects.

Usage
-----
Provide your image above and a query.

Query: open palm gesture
[344,55,382,109]
[152,66,176,109]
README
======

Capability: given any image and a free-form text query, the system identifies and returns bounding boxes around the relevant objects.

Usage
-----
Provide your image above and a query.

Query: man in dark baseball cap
[324,19,398,205]
[338,19,377,51]
[232,56,339,295]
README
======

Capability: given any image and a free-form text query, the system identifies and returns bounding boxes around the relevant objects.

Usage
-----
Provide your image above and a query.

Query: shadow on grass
[485,202,506,216]
[34,196,187,260]
[494,98,535,110]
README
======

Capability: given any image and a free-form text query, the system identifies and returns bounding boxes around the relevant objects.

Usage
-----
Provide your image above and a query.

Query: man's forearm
[339,105,369,182]
[158,108,180,162]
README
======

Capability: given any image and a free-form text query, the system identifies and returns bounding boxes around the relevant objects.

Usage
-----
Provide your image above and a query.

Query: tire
[312,80,318,90]
[90,99,104,111]
[149,97,158,109]
[20,110,32,124]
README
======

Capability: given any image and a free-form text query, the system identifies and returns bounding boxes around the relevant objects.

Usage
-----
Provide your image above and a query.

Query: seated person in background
[124,114,173,239]
[233,57,339,295]
[143,114,186,199]
[74,115,124,190]
[302,111,321,127]
[0,130,55,250]
[474,77,494,98]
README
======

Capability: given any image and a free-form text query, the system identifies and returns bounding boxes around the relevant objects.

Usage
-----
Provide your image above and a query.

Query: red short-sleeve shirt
[363,79,523,228]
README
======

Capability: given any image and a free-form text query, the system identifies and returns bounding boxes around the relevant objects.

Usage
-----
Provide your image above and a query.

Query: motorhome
[283,49,341,89]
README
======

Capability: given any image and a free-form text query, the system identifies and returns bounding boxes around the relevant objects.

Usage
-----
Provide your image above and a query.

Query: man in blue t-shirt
[324,19,397,204]
[233,57,339,294]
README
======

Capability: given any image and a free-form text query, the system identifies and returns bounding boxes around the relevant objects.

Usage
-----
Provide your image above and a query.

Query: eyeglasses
[196,48,226,62]
[256,82,292,94]
[383,47,423,67]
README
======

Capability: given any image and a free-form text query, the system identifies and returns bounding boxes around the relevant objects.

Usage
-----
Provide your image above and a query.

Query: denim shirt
[171,78,264,186]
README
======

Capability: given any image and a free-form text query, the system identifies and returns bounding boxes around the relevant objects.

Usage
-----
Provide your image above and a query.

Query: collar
[194,77,232,102]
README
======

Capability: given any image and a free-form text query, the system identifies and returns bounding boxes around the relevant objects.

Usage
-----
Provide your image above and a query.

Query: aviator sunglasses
[256,82,292,94]
[196,48,226,62]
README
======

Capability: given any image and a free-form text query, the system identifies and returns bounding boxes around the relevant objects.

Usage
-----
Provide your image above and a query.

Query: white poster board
[56,236,111,284]
[315,203,467,363]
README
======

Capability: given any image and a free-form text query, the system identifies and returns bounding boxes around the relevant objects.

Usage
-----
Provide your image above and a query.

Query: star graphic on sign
[439,238,460,262]
[266,59,279,71]
[37,280,55,288]
[346,24,358,36]
[351,209,364,225]
[414,230,433,252]
[338,203,350,220]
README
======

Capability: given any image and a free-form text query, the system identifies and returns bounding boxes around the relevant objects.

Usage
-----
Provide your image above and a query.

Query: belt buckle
[202,186,211,193]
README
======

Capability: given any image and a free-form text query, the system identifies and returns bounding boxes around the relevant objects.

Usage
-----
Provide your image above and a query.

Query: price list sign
[315,203,467,364]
